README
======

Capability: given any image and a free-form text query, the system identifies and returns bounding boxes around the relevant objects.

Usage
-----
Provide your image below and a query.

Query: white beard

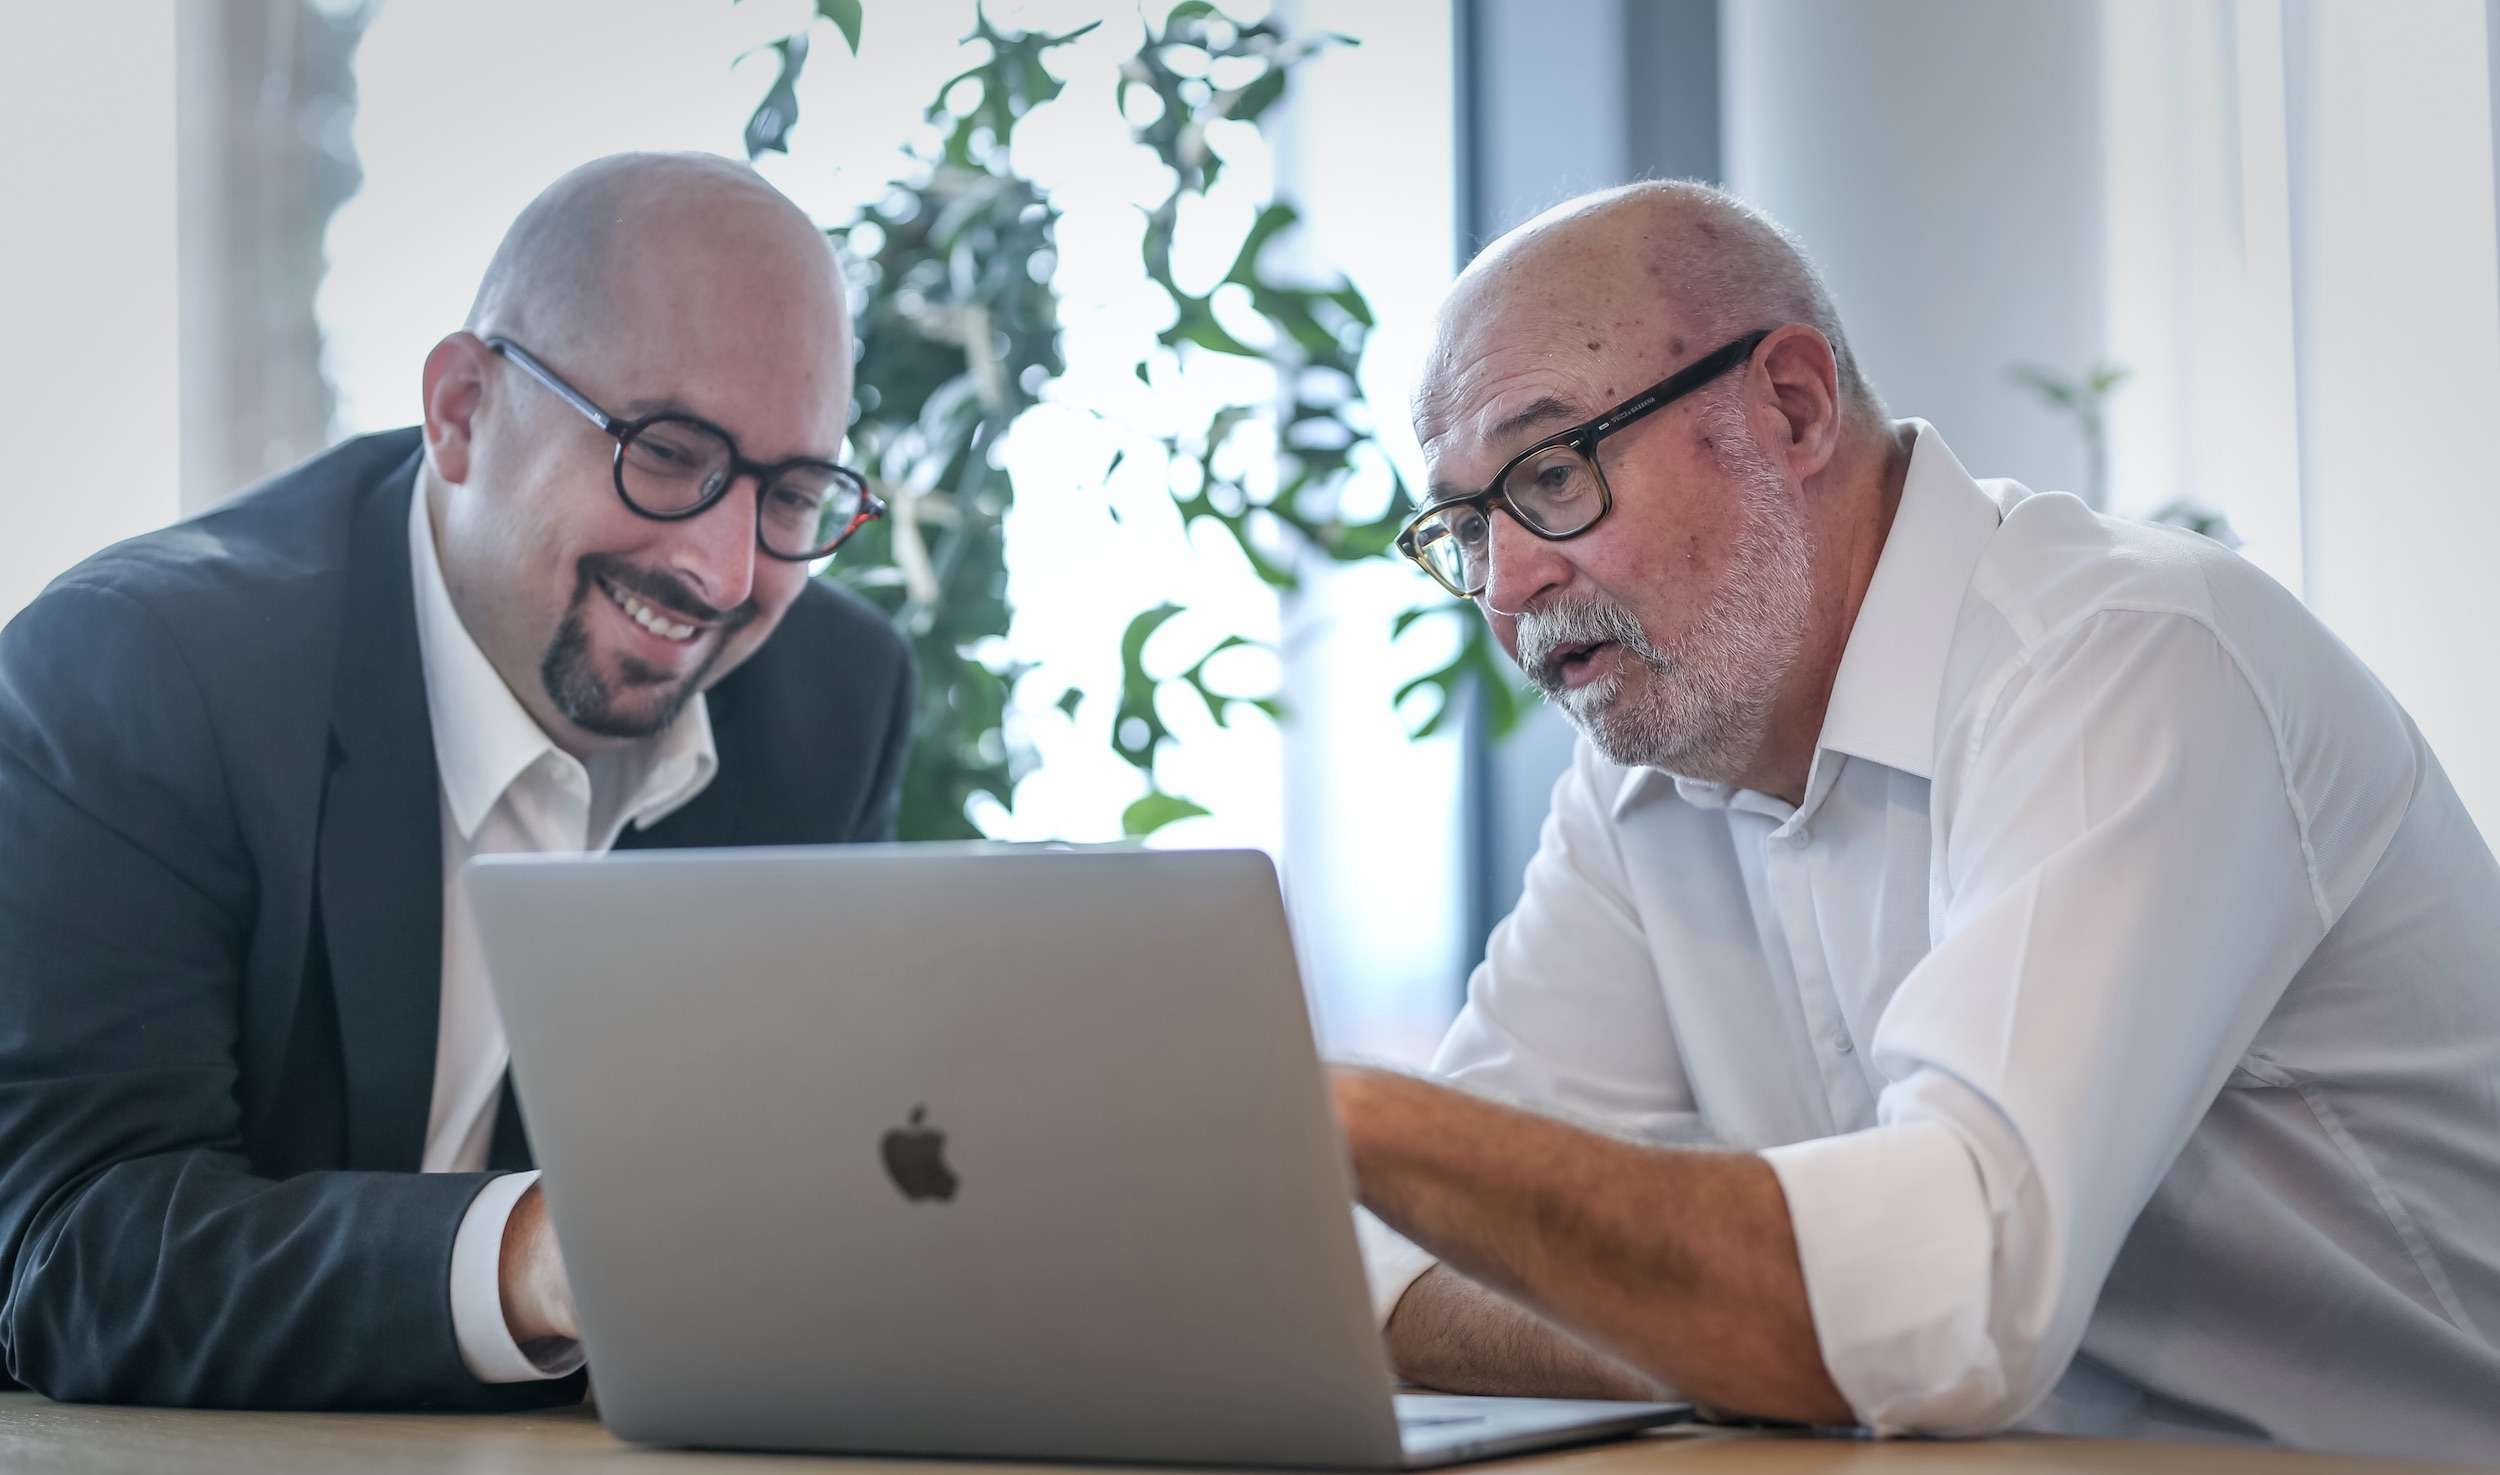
[1516,398,1813,784]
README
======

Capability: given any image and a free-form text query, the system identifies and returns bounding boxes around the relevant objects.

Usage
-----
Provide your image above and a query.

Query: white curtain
[2102,0,2500,837]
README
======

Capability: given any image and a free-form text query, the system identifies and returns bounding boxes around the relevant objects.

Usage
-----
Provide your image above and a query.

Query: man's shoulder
[723,576,912,714]
[3,430,420,759]
[1965,487,2269,644]
[704,576,911,747]
[1940,483,2449,927]
[775,575,909,662]
[1947,484,2420,797]
[1946,486,2343,705]
[32,429,420,641]
[664,577,912,845]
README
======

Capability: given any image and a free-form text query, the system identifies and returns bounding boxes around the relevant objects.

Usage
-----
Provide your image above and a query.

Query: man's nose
[1478,506,1566,617]
[667,474,762,615]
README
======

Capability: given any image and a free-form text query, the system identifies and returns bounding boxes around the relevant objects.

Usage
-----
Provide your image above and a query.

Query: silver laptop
[466,844,1688,1466]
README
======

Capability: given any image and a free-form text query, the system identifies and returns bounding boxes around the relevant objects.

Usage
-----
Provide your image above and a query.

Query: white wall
[1720,0,2106,499]
[0,13,182,623]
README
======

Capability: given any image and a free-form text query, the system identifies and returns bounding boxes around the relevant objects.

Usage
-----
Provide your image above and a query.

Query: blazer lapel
[486,1072,533,1170]
[317,458,445,1170]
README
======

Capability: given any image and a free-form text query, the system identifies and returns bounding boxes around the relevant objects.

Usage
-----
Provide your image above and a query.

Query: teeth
[605,580,699,642]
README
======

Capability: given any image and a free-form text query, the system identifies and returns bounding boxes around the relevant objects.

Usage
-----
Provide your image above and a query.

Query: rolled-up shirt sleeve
[1356,1207,1442,1326]
[1762,1115,1998,1425]
[1763,609,2332,1434]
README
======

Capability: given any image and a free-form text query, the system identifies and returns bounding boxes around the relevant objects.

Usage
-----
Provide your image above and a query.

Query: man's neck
[1737,418,1917,806]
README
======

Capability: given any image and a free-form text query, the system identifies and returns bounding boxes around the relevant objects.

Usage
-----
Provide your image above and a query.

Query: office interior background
[7,0,2498,1063]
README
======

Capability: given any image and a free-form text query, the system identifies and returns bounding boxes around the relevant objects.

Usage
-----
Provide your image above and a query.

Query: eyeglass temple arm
[485,338,616,433]
[1586,330,1771,441]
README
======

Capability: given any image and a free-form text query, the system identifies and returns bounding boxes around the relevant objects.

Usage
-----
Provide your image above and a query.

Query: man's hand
[498,1182,576,1346]
[1331,1063,1850,1425]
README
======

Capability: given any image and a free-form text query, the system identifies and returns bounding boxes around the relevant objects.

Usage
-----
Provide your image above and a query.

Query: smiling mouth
[598,576,709,644]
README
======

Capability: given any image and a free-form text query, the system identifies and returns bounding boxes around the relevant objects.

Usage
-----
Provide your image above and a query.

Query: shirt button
[1832,1033,1855,1055]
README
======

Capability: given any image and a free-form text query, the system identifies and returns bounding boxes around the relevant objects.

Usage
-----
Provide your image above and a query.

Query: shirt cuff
[1760,1121,2000,1434]
[450,1171,586,1383]
[1354,1207,1439,1329]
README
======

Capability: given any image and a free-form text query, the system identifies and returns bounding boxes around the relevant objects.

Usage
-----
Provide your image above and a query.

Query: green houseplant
[738,1,1522,842]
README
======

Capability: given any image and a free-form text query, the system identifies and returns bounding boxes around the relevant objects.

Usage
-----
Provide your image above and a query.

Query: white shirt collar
[1615,420,2003,818]
[405,482,718,842]
[1811,420,2004,782]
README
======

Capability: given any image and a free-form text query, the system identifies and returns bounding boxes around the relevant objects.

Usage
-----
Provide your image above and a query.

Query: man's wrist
[498,1180,572,1345]
[1330,1063,1416,1191]
[453,1172,580,1382]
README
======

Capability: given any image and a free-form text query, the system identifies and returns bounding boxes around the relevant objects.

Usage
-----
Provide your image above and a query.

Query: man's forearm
[1386,1265,1675,1400]
[1339,1067,1849,1424]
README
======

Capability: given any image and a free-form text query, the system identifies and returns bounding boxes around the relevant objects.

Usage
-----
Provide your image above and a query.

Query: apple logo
[881,1104,959,1202]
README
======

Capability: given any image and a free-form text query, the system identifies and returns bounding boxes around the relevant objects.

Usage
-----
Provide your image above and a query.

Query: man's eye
[636,437,701,469]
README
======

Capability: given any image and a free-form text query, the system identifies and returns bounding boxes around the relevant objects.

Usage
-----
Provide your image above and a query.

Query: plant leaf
[1328,283,1375,328]
[1225,65,1288,125]
[1222,202,1301,286]
[742,34,809,160]
[1163,300,1265,358]
[1118,602,1187,674]
[817,0,864,54]
[1121,790,1211,837]
[1391,599,1467,637]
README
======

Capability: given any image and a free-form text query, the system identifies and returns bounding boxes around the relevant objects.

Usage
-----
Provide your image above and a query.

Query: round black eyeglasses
[486,336,884,563]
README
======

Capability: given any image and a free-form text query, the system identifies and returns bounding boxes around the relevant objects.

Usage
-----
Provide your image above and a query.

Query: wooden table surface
[0,1395,2480,1475]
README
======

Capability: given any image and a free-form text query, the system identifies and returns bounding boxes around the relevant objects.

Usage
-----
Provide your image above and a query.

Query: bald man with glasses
[1335,182,2500,1463]
[0,153,912,1409]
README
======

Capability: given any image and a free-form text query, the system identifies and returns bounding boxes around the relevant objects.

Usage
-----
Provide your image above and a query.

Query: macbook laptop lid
[467,844,1686,1465]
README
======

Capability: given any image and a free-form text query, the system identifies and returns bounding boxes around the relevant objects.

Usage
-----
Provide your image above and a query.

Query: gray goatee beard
[1513,402,1813,785]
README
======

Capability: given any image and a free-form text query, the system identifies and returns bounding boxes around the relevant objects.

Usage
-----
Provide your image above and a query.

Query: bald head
[1418,181,1877,445]
[466,151,845,366]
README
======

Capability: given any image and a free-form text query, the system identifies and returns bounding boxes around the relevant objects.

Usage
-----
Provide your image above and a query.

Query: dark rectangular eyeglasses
[1395,329,1771,598]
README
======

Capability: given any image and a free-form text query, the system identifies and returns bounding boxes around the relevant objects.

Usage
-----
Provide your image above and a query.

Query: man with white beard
[1325,181,2500,1462]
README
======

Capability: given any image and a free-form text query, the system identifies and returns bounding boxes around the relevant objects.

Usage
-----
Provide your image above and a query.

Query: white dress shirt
[1363,424,2500,1462]
[407,486,718,1383]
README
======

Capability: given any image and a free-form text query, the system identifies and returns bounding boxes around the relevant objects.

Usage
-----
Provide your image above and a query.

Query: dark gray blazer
[0,430,913,1409]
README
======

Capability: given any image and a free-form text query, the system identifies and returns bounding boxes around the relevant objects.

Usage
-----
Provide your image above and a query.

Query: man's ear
[1753,325,1844,482]
[420,331,493,484]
